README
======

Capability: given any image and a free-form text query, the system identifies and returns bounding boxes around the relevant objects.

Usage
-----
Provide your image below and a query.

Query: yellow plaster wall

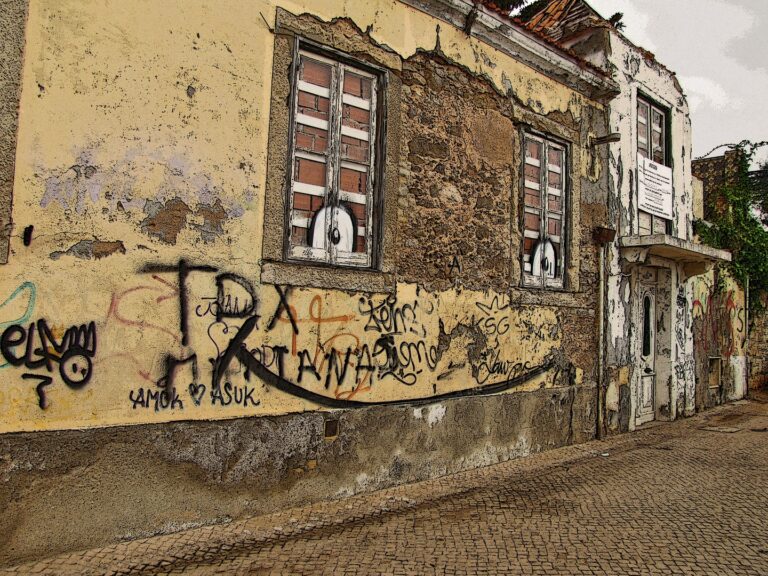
[1,0,592,433]
[691,270,747,358]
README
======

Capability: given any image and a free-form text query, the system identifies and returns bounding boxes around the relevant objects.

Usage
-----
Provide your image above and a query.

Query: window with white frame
[522,133,566,288]
[637,96,669,235]
[287,48,379,267]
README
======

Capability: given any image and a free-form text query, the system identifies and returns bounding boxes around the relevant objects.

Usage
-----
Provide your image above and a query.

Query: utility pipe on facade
[591,132,619,440]
[593,224,616,439]
[746,276,750,399]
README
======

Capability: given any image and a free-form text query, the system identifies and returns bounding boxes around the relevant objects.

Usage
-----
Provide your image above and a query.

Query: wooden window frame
[637,94,671,235]
[284,42,384,270]
[521,132,568,289]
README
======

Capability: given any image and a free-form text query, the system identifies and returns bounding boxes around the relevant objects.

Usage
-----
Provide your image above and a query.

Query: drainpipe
[590,133,620,440]
[746,275,750,399]
[597,243,606,439]
[593,227,616,439]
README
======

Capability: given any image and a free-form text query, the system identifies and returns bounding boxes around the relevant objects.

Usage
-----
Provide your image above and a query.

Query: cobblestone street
[4,399,768,575]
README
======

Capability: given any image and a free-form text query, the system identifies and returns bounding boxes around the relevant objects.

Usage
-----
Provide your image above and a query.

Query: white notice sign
[638,154,673,220]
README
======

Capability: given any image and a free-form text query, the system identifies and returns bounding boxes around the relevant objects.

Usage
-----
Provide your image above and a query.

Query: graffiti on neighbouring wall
[0,259,569,424]
[691,274,746,362]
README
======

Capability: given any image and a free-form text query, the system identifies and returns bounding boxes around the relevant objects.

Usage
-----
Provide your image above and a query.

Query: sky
[586,0,768,168]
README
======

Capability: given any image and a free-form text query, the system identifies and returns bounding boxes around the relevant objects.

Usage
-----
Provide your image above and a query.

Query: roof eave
[398,0,620,103]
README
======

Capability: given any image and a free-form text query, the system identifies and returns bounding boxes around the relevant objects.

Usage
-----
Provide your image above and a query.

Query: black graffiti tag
[0,319,97,408]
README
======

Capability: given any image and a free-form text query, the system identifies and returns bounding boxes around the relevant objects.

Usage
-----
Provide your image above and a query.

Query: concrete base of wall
[0,384,595,566]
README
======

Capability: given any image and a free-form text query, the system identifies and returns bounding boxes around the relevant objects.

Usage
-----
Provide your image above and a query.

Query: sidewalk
[3,399,768,575]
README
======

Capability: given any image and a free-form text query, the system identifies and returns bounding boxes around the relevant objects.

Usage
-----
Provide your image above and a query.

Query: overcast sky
[586,0,768,167]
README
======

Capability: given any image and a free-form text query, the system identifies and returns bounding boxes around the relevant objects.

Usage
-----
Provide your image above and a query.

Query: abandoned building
[0,0,746,564]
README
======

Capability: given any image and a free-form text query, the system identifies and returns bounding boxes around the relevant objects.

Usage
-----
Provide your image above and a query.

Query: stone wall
[691,149,744,220]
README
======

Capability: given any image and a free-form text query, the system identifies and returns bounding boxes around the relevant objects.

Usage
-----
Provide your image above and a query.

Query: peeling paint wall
[600,33,694,378]
[690,269,747,406]
[0,0,606,433]
[564,27,747,432]
[0,0,611,562]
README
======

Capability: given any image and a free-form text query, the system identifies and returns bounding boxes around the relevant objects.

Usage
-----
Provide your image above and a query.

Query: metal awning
[619,234,731,277]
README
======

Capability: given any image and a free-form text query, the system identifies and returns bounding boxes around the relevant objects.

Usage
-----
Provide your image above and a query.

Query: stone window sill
[260,260,395,294]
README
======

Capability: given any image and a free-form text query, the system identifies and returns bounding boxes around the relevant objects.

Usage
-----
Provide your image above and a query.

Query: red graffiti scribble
[693,285,745,365]
[277,295,356,356]
[107,275,181,343]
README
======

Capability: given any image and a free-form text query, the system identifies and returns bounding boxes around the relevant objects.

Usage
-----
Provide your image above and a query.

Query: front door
[637,282,656,425]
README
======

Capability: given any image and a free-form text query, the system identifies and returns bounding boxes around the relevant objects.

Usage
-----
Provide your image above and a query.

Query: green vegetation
[695,141,768,310]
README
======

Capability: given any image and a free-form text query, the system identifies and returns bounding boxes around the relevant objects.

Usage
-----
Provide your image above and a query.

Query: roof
[514,0,679,78]
[520,0,602,41]
[475,0,611,80]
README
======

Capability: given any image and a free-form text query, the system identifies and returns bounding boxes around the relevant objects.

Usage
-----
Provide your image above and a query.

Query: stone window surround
[261,9,401,293]
[515,112,582,294]
[521,130,569,289]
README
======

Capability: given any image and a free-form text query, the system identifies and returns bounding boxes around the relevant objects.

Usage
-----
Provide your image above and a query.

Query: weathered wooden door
[637,281,656,425]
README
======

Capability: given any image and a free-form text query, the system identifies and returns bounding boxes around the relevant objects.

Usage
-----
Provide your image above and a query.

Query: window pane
[339,199,367,254]
[298,91,330,121]
[638,101,648,122]
[652,128,662,150]
[342,103,370,133]
[340,166,367,195]
[545,240,560,278]
[291,194,326,249]
[343,72,372,99]
[523,236,539,274]
[548,170,562,190]
[637,101,649,159]
[525,190,541,208]
[524,164,540,183]
[547,217,561,237]
[548,194,561,211]
[526,140,541,161]
[524,212,540,233]
[652,109,663,130]
[547,147,562,168]
[651,107,665,164]
[296,125,328,154]
[295,157,326,187]
[300,57,332,88]
[341,135,369,163]
[642,296,652,357]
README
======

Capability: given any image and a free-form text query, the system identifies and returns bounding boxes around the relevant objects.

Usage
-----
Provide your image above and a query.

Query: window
[522,133,566,288]
[287,49,380,268]
[637,96,669,235]
[642,294,653,357]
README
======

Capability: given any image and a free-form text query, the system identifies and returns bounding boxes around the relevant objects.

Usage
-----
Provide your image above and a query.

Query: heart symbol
[207,321,232,359]
[189,383,206,406]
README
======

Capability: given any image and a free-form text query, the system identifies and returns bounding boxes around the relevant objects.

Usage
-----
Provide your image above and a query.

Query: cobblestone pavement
[4,399,768,575]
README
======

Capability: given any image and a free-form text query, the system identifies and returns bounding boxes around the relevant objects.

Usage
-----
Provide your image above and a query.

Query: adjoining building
[520,0,741,430]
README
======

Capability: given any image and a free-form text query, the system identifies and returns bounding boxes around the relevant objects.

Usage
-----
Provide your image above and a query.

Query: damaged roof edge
[523,0,684,90]
[398,0,620,102]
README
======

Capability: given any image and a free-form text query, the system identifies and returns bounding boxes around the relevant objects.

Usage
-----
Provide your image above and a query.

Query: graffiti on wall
[0,260,571,424]
[691,273,746,362]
